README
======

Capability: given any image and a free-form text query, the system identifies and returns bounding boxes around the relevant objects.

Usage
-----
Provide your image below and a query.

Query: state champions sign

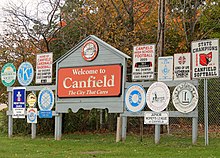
[191,39,219,78]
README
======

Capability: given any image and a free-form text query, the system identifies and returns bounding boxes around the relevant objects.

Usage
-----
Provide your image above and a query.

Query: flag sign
[12,87,26,118]
[157,56,173,81]
[36,52,53,84]
[191,39,219,79]
[132,44,155,80]
[174,53,191,80]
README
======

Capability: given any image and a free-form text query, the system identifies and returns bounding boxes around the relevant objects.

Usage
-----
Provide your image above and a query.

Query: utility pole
[157,0,166,57]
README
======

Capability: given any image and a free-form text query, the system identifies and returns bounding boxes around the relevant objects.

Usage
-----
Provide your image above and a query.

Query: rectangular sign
[36,52,53,84]
[57,64,122,97]
[39,110,52,118]
[27,108,37,123]
[191,39,219,78]
[174,53,191,80]
[157,56,173,81]
[132,44,155,80]
[144,111,169,125]
[12,87,26,118]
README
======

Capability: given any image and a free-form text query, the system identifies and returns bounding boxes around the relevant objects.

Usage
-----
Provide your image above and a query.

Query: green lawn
[0,133,219,158]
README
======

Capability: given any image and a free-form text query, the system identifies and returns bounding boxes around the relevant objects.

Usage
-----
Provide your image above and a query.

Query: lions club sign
[57,64,122,97]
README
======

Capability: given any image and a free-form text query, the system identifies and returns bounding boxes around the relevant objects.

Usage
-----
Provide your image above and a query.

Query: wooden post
[116,116,122,142]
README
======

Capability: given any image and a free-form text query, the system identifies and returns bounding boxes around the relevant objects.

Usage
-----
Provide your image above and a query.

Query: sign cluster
[1,52,54,122]
[128,38,219,125]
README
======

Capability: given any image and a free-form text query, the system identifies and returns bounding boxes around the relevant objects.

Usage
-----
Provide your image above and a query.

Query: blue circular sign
[38,87,54,111]
[125,84,146,112]
[17,62,34,86]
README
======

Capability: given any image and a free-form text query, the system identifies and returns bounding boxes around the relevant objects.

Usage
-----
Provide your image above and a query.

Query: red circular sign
[82,40,98,61]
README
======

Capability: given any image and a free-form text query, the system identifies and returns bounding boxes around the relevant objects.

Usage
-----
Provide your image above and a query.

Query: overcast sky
[0,0,47,34]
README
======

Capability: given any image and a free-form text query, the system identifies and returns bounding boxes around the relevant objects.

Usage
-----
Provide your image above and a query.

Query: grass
[0,133,220,158]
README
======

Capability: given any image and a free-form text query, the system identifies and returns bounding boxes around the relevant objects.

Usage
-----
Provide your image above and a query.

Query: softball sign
[191,39,219,78]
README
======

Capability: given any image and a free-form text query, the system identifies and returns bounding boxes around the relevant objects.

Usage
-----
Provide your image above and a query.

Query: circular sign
[172,82,198,113]
[1,63,16,87]
[146,82,170,112]
[38,87,54,111]
[17,62,34,86]
[27,93,37,108]
[82,40,98,61]
[125,84,146,112]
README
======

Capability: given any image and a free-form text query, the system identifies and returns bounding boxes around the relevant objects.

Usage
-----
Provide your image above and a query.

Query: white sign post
[157,56,173,81]
[132,44,155,80]
[174,53,191,80]
[36,52,53,84]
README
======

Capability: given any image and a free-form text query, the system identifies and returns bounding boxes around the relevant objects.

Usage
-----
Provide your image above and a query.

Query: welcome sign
[57,64,122,97]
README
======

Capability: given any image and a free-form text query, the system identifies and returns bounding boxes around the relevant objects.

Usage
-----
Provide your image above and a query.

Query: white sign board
[144,111,169,125]
[174,53,191,80]
[191,39,219,78]
[132,44,155,80]
[27,108,37,123]
[36,52,53,84]
[157,56,173,81]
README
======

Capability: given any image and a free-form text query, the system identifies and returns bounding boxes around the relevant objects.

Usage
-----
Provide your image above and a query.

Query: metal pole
[8,92,13,138]
[121,116,127,141]
[155,125,160,144]
[204,78,209,145]
[192,116,198,144]
[31,123,36,139]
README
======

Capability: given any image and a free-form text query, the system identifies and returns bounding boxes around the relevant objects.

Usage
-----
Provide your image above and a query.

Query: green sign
[1,63,16,87]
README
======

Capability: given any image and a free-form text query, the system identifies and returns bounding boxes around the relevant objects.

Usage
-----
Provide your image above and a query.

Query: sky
[0,0,49,34]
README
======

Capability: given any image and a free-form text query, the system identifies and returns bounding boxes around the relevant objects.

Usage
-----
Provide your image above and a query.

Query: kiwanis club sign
[58,65,122,97]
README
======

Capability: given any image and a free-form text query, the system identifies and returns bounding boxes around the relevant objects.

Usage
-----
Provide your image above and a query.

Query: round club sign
[146,82,170,112]
[27,93,37,108]
[38,87,54,111]
[1,63,16,87]
[125,84,146,112]
[172,82,198,113]
[17,62,34,86]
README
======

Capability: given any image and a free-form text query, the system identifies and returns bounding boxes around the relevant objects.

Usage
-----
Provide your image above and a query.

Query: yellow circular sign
[27,93,37,107]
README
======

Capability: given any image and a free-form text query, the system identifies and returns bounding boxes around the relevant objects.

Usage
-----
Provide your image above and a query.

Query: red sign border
[81,40,99,62]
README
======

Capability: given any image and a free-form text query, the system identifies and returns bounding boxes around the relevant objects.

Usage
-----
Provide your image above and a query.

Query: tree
[2,0,63,53]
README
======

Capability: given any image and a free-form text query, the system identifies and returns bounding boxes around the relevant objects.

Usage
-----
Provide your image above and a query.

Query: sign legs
[55,113,62,140]
[8,92,13,138]
[121,116,127,141]
[155,125,160,144]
